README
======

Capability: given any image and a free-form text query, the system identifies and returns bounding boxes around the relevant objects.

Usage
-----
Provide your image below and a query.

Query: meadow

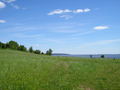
[0,49,120,90]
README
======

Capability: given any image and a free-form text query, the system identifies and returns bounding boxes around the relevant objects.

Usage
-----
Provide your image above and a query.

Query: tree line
[0,40,52,55]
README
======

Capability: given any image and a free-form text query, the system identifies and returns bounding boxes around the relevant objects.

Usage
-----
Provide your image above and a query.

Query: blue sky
[0,0,120,54]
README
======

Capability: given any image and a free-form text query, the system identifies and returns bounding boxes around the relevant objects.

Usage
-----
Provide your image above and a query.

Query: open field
[0,49,120,90]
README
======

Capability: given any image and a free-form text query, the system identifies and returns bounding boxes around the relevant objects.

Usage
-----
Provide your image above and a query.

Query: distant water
[53,54,120,59]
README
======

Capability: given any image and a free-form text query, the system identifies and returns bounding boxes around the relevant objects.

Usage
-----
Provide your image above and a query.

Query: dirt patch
[74,85,93,90]
[55,61,69,70]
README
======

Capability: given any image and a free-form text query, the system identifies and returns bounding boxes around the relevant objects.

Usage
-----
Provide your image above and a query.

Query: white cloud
[48,9,72,15]
[0,1,6,8]
[73,8,91,13]
[94,26,109,30]
[0,20,6,23]
[3,0,16,3]
[48,8,91,15]
[48,9,64,15]
[2,0,24,9]
[63,9,72,13]
[84,8,91,12]
[73,9,84,13]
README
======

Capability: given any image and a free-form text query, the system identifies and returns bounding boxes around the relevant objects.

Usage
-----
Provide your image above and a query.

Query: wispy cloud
[1,22,83,33]
[73,8,91,13]
[3,0,16,3]
[10,3,20,9]
[13,33,42,38]
[48,8,91,15]
[60,15,73,20]
[0,20,6,23]
[0,1,6,8]
[2,0,25,9]
[72,31,95,36]
[48,9,72,15]
[51,29,78,33]
[82,39,120,47]
[94,26,109,30]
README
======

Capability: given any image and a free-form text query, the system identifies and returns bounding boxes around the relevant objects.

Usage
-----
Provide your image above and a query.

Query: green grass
[0,49,120,90]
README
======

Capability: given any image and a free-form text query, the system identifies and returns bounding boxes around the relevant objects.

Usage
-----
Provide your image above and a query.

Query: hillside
[0,49,120,90]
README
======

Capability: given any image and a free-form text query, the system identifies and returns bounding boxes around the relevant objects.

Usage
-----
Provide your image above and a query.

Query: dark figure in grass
[101,55,105,58]
[90,55,93,58]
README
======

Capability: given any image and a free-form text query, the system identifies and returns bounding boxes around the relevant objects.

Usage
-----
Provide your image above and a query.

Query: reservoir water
[53,54,120,59]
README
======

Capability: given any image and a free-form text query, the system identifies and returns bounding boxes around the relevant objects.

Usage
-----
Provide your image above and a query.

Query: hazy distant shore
[53,54,120,59]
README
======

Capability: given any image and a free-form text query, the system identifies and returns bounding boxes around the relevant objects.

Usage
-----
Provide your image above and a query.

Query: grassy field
[0,49,120,90]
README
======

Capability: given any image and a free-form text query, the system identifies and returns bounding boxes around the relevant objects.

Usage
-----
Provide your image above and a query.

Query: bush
[18,45,27,51]
[41,52,44,55]
[34,50,41,54]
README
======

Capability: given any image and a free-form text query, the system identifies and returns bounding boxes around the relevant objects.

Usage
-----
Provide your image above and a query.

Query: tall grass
[0,49,120,90]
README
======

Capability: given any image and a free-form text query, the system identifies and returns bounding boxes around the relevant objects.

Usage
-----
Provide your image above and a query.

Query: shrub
[18,45,27,51]
[34,50,41,54]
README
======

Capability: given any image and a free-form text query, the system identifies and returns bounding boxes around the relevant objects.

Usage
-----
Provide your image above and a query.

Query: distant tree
[41,52,44,55]
[46,51,49,55]
[0,40,53,56]
[18,45,27,51]
[29,46,33,53]
[6,43,10,48]
[34,50,41,54]
[0,41,5,48]
[46,49,53,55]
[8,41,19,50]
[101,55,105,58]
[2,43,7,49]
[0,42,7,49]
[0,42,3,48]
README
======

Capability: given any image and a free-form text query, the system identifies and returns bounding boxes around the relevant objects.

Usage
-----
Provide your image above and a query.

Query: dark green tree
[2,43,7,49]
[41,52,44,55]
[34,50,41,54]
[0,42,3,48]
[6,43,10,48]
[46,49,53,55]
[0,42,6,49]
[18,45,27,51]
[29,46,33,53]
[0,40,52,56]
[8,41,19,50]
